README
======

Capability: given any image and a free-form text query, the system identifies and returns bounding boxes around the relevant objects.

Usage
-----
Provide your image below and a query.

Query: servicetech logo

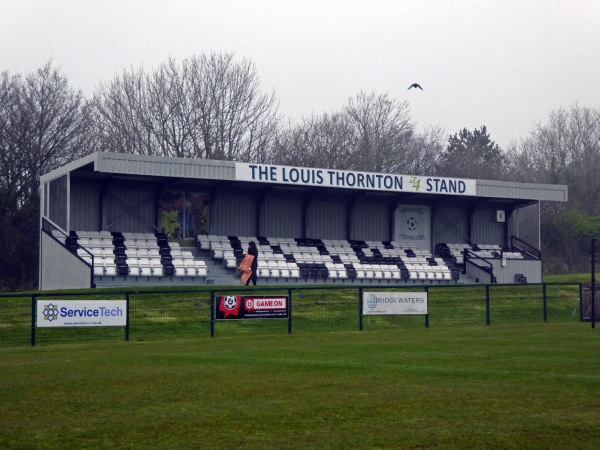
[43,303,59,322]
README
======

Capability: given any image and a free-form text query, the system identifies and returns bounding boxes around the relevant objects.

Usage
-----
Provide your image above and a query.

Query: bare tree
[345,91,414,173]
[507,104,600,273]
[516,105,600,213]
[0,62,90,290]
[270,92,439,174]
[268,113,354,169]
[399,125,445,175]
[91,53,280,162]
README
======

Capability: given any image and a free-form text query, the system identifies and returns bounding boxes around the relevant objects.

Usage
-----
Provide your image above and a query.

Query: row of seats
[198,235,458,283]
[438,243,527,265]
[58,231,209,278]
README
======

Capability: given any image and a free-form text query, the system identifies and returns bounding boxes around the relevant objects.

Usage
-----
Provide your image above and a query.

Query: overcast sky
[2,0,599,149]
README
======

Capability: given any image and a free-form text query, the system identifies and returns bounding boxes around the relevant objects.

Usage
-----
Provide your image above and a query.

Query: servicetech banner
[215,295,289,320]
[37,300,127,327]
[363,292,428,315]
[236,163,476,196]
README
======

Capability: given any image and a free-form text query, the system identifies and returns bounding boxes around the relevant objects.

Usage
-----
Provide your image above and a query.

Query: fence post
[31,295,36,347]
[358,287,363,331]
[425,287,429,328]
[287,288,292,334]
[210,290,215,337]
[579,283,584,322]
[543,284,548,322]
[125,293,130,341]
[592,236,596,329]
[486,285,490,326]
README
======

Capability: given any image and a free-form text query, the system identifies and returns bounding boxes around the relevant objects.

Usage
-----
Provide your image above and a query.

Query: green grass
[1,323,599,449]
[545,273,593,284]
[0,279,587,347]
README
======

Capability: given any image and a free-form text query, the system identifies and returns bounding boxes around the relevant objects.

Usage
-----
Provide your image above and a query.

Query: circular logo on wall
[406,216,418,231]
[245,299,254,310]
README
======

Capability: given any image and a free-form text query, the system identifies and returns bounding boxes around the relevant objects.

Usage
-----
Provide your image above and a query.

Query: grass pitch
[1,323,599,449]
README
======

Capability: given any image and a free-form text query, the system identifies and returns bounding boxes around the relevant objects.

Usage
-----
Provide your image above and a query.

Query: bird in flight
[408,83,423,90]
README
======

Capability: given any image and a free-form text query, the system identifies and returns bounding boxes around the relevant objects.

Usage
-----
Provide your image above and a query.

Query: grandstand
[39,152,568,290]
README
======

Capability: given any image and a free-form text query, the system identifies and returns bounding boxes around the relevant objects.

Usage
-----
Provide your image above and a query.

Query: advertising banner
[362,292,428,315]
[215,295,289,320]
[37,300,127,327]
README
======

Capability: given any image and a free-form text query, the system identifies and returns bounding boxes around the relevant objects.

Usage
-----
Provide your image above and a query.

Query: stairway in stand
[202,257,240,285]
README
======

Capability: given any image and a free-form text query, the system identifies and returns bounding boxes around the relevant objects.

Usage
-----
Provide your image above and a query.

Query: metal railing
[464,249,496,283]
[511,235,542,260]
[0,282,585,347]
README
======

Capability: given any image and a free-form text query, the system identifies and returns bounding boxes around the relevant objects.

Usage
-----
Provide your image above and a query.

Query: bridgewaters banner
[37,300,127,327]
[362,292,428,315]
[215,295,289,320]
[236,162,476,196]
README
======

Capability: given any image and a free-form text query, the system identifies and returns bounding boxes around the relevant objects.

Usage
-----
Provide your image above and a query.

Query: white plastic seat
[103,263,117,277]
[181,251,194,260]
[171,258,184,269]
[382,266,392,279]
[332,263,345,278]
[100,238,113,248]
[127,256,139,266]
[279,265,290,278]
[212,244,224,259]
[77,237,90,247]
[373,266,383,279]
[77,247,92,260]
[197,235,211,250]
[89,238,104,248]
